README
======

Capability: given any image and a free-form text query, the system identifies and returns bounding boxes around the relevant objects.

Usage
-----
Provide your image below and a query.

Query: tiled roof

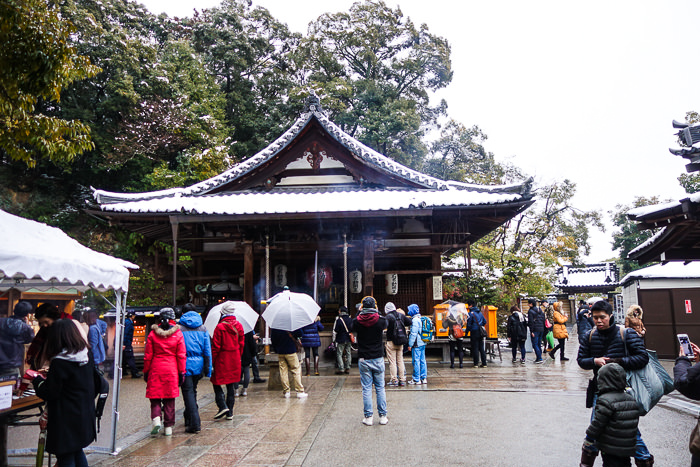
[620,261,700,284]
[555,263,619,289]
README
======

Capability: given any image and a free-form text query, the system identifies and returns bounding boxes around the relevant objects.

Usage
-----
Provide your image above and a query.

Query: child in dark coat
[582,363,640,467]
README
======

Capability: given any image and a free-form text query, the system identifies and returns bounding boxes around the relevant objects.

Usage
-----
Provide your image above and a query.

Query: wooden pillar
[426,250,441,315]
[170,217,178,306]
[363,237,374,297]
[243,241,254,305]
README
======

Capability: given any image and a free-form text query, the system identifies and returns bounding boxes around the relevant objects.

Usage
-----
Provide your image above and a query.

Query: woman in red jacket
[143,308,186,436]
[211,303,245,420]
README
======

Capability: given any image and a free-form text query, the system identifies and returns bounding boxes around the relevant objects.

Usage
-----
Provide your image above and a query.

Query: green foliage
[0,0,99,166]
[611,196,664,276]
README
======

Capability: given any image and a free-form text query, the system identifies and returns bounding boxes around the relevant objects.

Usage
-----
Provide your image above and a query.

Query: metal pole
[343,234,348,308]
[109,289,127,454]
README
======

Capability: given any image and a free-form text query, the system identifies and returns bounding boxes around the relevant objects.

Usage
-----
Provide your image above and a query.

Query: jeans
[358,357,387,418]
[511,340,526,360]
[336,342,352,371]
[449,339,464,366]
[588,394,651,460]
[181,375,202,430]
[385,341,406,382]
[531,331,543,360]
[278,353,304,393]
[236,364,250,389]
[470,330,486,366]
[252,356,261,380]
[213,383,235,416]
[55,450,88,467]
[411,345,427,382]
[150,398,175,426]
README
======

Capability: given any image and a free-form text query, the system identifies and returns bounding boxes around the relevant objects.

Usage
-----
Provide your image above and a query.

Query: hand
[531,332,534,338]
[407,346,411,351]
[594,357,608,367]
[179,373,186,386]
[143,372,148,383]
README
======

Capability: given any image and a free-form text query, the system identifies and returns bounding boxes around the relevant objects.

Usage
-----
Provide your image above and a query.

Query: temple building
[90,96,535,316]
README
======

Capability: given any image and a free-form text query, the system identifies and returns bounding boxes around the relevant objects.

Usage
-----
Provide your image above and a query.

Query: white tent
[0,209,138,454]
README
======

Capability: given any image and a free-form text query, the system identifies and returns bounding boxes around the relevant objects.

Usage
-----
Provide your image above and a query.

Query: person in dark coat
[577,300,653,467]
[673,337,700,467]
[210,302,245,419]
[583,363,640,467]
[527,298,545,363]
[443,307,465,369]
[26,303,63,371]
[506,305,528,364]
[237,331,259,397]
[577,300,594,343]
[122,310,142,378]
[466,300,487,368]
[0,301,34,377]
[333,306,354,375]
[300,317,324,376]
[270,327,306,398]
[179,310,211,433]
[32,319,96,467]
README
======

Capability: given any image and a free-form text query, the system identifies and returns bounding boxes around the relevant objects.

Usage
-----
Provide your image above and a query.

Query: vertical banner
[686,300,693,314]
[432,276,443,300]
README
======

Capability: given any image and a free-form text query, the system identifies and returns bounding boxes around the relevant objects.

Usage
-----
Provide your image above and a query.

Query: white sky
[138,0,700,263]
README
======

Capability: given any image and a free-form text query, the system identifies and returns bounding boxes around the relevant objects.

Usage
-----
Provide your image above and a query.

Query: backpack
[420,316,434,343]
[391,313,408,346]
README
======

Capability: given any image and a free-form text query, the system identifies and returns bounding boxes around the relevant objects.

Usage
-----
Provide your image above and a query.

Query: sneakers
[379,415,389,425]
[252,378,266,383]
[241,389,247,396]
[520,359,526,364]
[535,359,544,364]
[164,426,172,436]
[283,392,291,399]
[549,351,556,360]
[479,364,487,368]
[387,380,398,387]
[344,369,349,374]
[421,379,428,384]
[185,427,201,434]
[398,380,405,386]
[450,363,455,369]
[459,363,463,368]
[335,370,345,375]
[297,392,308,399]
[226,413,233,420]
[512,358,518,363]
[362,417,373,426]
[214,408,229,419]
[561,357,570,361]
[407,379,420,385]
[150,417,161,436]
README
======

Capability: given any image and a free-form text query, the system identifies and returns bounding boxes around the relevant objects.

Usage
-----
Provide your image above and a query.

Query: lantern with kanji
[385,273,398,295]
[349,270,362,294]
[274,264,287,288]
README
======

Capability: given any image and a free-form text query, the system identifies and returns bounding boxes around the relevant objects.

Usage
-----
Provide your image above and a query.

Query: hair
[44,319,88,359]
[591,300,613,315]
[13,301,32,318]
[338,306,348,314]
[553,301,561,312]
[467,298,477,307]
[35,303,60,321]
[527,298,537,307]
[84,310,98,326]
[181,303,197,313]
[72,309,84,323]
[510,305,520,313]
[626,305,643,319]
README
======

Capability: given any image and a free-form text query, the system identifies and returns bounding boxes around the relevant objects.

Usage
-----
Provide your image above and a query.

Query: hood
[179,311,203,328]
[52,347,89,364]
[407,304,420,317]
[597,363,627,394]
[151,323,180,338]
[385,302,396,314]
[357,311,380,327]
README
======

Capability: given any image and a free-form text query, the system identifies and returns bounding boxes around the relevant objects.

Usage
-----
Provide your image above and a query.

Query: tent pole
[109,290,126,454]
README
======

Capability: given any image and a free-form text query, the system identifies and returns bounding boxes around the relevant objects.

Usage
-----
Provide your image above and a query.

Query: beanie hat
[384,302,396,314]
[361,296,377,310]
[13,301,32,318]
[407,304,420,316]
[221,301,237,316]
[159,307,176,321]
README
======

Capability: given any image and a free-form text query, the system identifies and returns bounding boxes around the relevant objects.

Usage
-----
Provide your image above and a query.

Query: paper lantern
[274,264,287,288]
[349,270,362,294]
[385,273,398,295]
[306,265,333,290]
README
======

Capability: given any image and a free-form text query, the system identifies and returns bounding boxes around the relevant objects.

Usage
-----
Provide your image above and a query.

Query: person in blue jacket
[406,304,428,384]
[122,310,142,378]
[301,317,324,376]
[466,299,487,368]
[179,310,212,433]
[86,311,106,370]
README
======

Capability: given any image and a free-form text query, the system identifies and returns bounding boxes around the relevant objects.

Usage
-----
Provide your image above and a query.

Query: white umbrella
[449,302,467,318]
[262,289,320,331]
[203,301,259,337]
[587,296,605,305]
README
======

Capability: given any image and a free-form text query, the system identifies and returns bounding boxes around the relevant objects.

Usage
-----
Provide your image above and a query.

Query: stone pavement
[9,345,700,466]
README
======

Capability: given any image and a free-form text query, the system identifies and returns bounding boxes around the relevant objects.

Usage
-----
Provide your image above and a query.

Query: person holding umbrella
[211,302,245,419]
[270,327,307,398]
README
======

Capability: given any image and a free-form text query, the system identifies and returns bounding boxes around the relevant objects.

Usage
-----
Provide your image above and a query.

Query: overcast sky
[138,0,700,263]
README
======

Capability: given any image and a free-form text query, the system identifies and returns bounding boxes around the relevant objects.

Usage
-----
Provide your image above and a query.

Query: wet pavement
[8,343,699,466]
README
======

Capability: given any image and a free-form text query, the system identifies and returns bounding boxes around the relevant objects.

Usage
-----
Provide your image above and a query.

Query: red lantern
[306,265,333,290]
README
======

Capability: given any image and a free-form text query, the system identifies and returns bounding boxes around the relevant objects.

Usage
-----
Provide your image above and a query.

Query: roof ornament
[303,92,323,113]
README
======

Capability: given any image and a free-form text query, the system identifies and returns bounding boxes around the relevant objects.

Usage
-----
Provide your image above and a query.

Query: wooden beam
[243,241,254,305]
[363,237,374,297]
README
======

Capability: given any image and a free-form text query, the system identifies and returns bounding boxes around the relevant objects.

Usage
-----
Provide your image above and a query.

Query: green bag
[545,331,556,348]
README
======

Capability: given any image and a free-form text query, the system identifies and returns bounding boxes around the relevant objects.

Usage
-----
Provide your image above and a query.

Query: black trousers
[551,338,566,357]
[470,330,486,366]
[182,375,202,430]
[122,345,139,375]
[449,339,463,365]
[213,383,235,416]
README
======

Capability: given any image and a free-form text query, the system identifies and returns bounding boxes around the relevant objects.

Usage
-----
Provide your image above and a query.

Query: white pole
[109,289,126,454]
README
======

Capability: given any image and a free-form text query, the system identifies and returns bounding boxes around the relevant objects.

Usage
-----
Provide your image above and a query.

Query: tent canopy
[0,210,138,293]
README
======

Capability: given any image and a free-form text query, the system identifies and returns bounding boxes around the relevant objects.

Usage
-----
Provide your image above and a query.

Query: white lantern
[349,270,362,294]
[274,264,287,288]
[385,273,398,295]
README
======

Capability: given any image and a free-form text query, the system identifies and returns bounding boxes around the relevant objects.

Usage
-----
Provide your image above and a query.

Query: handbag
[340,316,356,343]
[690,414,700,455]
[620,326,665,415]
[479,325,487,337]
[647,349,674,395]
[545,331,556,349]
[452,323,465,339]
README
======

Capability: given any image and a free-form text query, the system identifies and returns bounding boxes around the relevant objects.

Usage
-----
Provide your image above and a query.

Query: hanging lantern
[306,265,333,290]
[349,270,362,294]
[385,273,398,295]
[274,264,287,288]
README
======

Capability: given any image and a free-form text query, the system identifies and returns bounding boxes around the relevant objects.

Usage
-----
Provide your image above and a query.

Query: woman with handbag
[549,302,570,361]
[673,338,700,466]
[443,307,464,368]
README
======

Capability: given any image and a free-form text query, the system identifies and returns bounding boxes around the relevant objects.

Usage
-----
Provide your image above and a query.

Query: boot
[150,416,161,436]
[634,455,654,467]
[304,358,310,376]
[579,448,596,467]
[314,356,320,375]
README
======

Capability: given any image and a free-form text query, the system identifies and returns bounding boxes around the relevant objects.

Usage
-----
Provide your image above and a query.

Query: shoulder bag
[690,413,700,455]
[620,326,665,415]
[340,317,356,344]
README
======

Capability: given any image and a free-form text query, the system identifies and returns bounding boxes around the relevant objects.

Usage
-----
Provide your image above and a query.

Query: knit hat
[384,302,396,314]
[221,301,236,316]
[407,304,420,316]
[159,307,176,321]
[361,296,377,310]
[13,301,32,318]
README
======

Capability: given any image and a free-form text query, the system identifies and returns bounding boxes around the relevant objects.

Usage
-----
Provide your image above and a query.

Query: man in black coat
[577,300,653,467]
[527,298,545,363]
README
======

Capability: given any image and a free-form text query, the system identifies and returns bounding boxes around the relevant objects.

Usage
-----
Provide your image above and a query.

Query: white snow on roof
[555,263,618,288]
[100,187,523,215]
[627,201,680,218]
[620,261,700,283]
[628,227,665,257]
